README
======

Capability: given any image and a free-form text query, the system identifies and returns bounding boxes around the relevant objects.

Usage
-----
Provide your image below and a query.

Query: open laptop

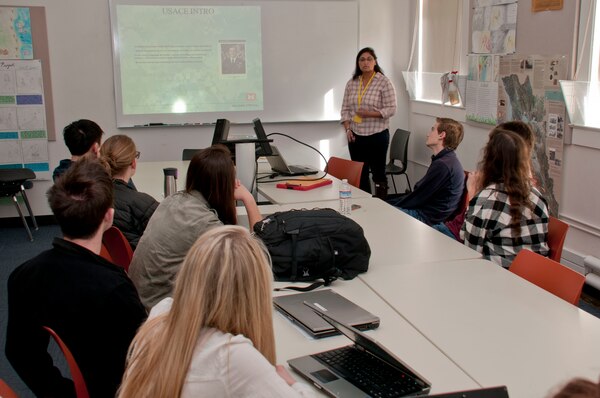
[266,145,318,176]
[273,289,379,338]
[288,301,431,397]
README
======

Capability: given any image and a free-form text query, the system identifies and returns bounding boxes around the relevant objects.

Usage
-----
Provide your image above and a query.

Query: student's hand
[276,364,297,386]
[466,171,480,200]
[233,179,253,202]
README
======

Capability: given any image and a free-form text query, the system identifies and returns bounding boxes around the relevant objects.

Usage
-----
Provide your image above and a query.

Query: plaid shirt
[341,72,396,135]
[461,183,549,268]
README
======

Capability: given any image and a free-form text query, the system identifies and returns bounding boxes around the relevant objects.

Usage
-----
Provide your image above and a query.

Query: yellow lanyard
[357,72,375,107]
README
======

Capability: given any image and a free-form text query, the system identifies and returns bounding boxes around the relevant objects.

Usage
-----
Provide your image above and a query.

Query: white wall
[398,0,600,268]
[0,0,407,218]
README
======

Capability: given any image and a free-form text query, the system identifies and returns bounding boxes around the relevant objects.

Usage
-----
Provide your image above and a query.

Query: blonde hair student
[118,226,314,398]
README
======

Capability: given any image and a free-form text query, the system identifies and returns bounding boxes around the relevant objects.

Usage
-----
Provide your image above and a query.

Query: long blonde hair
[118,226,275,398]
[100,134,137,177]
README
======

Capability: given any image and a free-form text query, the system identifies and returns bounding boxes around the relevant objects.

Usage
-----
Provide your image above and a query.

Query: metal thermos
[163,167,178,197]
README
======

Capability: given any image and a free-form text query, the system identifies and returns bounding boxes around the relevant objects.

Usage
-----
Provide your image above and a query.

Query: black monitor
[212,118,231,145]
[253,118,273,156]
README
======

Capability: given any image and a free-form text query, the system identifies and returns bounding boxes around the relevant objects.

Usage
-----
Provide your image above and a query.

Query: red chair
[44,326,89,398]
[325,157,364,189]
[0,379,18,398]
[509,249,585,305]
[548,216,569,262]
[102,226,134,272]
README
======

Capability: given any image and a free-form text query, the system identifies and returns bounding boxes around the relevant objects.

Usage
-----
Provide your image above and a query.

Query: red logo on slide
[246,93,256,101]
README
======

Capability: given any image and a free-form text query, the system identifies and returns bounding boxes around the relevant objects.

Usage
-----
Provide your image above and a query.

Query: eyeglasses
[135,151,141,159]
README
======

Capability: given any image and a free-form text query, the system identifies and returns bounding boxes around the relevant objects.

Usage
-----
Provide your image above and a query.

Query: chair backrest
[182,148,202,161]
[0,379,18,398]
[388,129,410,169]
[446,170,470,222]
[509,249,585,305]
[43,326,90,398]
[548,216,569,262]
[102,226,134,272]
[325,157,364,188]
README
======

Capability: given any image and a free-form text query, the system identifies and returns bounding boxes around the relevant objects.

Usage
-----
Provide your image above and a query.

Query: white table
[359,258,600,398]
[257,175,372,205]
[278,197,481,267]
[134,160,372,204]
[272,279,480,395]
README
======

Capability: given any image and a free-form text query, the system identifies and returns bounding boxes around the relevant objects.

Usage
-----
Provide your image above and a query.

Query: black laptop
[288,301,431,397]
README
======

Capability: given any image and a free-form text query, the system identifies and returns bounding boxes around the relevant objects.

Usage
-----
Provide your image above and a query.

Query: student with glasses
[100,134,158,250]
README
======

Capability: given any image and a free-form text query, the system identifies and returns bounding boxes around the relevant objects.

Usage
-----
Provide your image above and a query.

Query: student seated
[100,134,158,250]
[388,117,464,226]
[461,129,549,267]
[6,158,147,398]
[53,119,103,181]
[433,120,537,241]
[118,226,315,397]
[129,145,262,309]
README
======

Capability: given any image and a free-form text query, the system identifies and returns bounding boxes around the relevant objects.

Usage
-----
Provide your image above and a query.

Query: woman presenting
[341,47,397,199]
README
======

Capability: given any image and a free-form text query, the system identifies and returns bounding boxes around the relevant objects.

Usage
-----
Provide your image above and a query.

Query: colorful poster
[0,7,33,59]
[466,55,500,125]
[0,59,49,179]
[471,1,517,54]
[497,54,568,215]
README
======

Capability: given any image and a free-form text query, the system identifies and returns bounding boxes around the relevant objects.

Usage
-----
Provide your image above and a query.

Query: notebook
[266,145,318,176]
[288,300,431,397]
[276,178,332,191]
[273,289,379,338]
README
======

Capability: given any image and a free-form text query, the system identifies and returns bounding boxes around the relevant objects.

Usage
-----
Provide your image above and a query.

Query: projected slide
[116,5,263,115]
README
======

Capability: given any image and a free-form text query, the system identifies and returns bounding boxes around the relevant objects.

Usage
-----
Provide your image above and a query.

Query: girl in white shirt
[118,226,314,398]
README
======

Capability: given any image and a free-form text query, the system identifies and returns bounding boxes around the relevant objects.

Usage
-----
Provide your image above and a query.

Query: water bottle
[339,179,352,216]
[163,167,178,197]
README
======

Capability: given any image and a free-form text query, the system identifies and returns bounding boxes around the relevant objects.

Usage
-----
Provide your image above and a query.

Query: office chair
[182,149,202,161]
[0,168,38,241]
[509,249,585,305]
[102,226,134,272]
[0,379,18,398]
[548,216,569,263]
[386,129,412,194]
[325,157,364,188]
[44,326,90,398]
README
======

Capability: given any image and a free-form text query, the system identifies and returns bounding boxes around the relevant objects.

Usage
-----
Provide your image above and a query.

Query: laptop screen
[253,118,273,156]
[212,118,230,145]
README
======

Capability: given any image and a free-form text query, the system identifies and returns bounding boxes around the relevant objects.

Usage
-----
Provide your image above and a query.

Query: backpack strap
[288,228,300,281]
[273,277,337,292]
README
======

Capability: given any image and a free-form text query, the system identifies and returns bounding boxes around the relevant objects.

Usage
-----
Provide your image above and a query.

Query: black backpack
[253,208,371,287]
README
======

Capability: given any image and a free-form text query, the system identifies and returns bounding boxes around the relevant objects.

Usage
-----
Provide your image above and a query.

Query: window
[404,0,466,104]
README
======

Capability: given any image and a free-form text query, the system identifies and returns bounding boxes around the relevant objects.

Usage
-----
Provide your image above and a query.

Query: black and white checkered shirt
[461,183,550,268]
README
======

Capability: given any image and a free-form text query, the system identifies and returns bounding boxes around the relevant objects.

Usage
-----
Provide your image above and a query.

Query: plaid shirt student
[341,72,396,135]
[461,183,550,268]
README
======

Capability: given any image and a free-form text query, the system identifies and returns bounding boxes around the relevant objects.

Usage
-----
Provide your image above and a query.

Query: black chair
[0,168,38,241]
[386,129,412,194]
[182,149,202,161]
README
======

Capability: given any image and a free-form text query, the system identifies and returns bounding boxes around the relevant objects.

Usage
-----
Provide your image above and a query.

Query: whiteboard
[109,0,359,127]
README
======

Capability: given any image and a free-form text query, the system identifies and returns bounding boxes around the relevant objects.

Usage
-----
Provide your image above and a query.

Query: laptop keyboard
[313,346,423,397]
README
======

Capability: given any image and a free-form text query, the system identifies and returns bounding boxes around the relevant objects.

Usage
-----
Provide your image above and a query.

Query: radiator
[584,255,600,290]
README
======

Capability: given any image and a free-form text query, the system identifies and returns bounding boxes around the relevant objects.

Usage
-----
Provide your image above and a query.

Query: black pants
[348,129,389,193]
